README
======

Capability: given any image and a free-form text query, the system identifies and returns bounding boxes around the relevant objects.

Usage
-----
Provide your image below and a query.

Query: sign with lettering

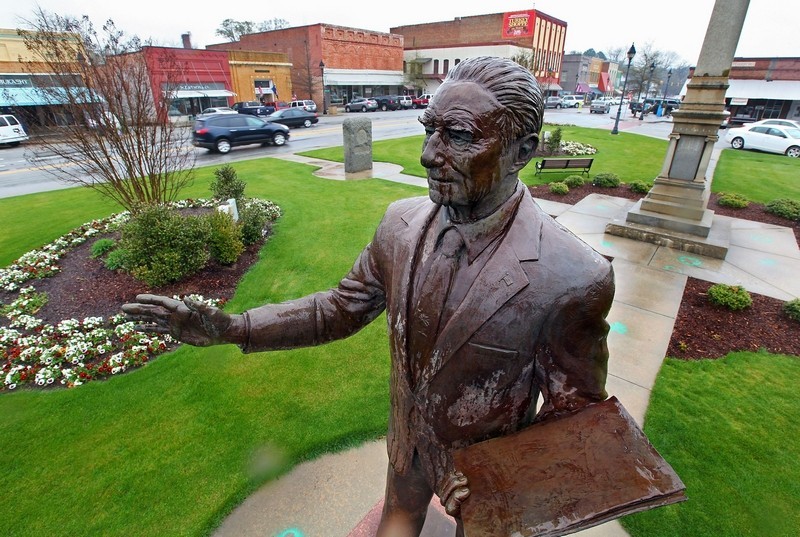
[502,10,536,39]
[0,75,33,88]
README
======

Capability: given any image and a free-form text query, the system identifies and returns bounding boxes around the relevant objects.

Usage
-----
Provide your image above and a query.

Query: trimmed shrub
[764,198,800,221]
[784,299,800,323]
[592,173,621,188]
[104,248,127,271]
[210,164,246,202]
[239,202,270,245]
[628,181,651,194]
[120,205,211,287]
[563,175,585,188]
[718,192,750,209]
[90,238,116,258]
[207,210,244,265]
[544,127,562,155]
[549,182,570,195]
[707,284,752,311]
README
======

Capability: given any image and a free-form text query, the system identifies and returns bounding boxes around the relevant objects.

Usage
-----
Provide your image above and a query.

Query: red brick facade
[392,10,567,80]
[208,24,404,108]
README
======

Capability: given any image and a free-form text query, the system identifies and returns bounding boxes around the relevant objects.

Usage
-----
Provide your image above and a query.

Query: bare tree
[17,9,195,211]
[215,18,290,42]
[291,39,318,101]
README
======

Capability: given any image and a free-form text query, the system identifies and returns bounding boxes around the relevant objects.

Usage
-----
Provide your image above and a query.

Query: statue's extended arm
[122,235,387,352]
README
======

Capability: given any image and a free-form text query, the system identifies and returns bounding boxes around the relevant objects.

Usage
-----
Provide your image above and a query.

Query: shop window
[455,59,461,65]
[443,59,449,75]
[433,59,439,75]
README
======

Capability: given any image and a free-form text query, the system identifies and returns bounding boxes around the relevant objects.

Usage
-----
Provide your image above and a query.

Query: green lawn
[2,130,798,536]
[621,352,800,536]
[713,148,800,204]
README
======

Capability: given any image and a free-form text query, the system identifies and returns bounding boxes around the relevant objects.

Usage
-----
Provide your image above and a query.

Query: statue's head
[419,56,544,221]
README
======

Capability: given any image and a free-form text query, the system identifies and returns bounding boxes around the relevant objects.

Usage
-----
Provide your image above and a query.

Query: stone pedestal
[343,117,373,176]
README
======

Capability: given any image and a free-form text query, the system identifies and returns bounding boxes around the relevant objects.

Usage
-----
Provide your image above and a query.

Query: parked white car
[561,95,583,108]
[724,123,800,158]
[0,114,29,146]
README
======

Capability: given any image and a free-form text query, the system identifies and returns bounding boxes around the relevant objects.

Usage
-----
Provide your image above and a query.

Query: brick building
[208,24,405,111]
[392,10,567,95]
[682,57,800,124]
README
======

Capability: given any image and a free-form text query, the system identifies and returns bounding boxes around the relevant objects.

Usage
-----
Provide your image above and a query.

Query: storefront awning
[1,87,97,106]
[199,89,236,98]
[323,69,405,86]
[540,82,563,91]
[680,79,800,100]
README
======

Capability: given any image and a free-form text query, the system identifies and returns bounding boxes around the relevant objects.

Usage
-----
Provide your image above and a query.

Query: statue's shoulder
[382,195,433,225]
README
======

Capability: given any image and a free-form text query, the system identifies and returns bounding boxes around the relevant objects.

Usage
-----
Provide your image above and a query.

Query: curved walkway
[212,152,800,537]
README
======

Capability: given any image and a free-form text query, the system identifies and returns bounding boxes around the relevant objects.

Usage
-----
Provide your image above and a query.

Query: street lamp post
[611,43,636,135]
[318,60,326,115]
[661,68,673,115]
[639,62,656,121]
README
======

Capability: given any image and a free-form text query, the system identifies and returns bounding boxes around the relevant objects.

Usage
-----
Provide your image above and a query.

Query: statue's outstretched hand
[441,470,470,517]
[121,294,236,347]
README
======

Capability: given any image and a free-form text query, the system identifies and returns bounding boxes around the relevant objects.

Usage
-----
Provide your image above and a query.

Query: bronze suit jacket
[241,185,614,494]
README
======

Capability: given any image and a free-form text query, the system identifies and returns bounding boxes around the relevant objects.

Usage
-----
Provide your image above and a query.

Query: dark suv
[193,114,290,154]
[371,95,401,111]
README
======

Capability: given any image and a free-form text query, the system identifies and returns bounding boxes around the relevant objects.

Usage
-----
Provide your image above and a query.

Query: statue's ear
[510,133,539,173]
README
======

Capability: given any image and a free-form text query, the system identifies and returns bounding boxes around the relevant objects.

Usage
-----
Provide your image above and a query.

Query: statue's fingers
[121,303,171,318]
[444,487,470,517]
[134,294,183,310]
[133,324,170,334]
[440,471,468,502]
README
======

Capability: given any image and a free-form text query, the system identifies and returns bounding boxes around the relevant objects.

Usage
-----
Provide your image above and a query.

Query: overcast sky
[1,0,792,66]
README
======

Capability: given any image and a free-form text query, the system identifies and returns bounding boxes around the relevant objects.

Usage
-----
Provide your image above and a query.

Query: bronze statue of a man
[124,56,614,537]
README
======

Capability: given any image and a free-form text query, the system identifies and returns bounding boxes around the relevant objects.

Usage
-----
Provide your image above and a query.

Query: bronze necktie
[410,226,465,383]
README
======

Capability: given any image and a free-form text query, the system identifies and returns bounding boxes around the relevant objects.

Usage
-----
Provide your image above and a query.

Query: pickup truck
[231,101,275,117]
[411,94,434,109]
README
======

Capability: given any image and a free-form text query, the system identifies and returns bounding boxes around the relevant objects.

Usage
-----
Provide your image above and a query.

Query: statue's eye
[448,129,473,145]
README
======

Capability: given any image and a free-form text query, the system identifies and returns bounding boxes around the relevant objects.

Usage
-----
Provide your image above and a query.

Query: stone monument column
[606,0,750,259]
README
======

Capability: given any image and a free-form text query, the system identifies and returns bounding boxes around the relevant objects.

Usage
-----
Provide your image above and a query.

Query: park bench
[534,157,594,176]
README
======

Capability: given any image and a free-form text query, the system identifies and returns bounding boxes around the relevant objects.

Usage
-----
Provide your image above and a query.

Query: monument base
[605,200,731,259]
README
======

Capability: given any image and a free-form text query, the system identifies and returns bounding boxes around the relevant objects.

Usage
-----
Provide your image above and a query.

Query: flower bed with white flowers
[1,198,280,391]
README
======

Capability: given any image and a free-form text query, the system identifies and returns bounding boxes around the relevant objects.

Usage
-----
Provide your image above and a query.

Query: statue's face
[419,81,517,218]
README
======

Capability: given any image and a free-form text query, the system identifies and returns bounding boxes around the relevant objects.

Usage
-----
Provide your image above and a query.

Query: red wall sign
[502,10,536,39]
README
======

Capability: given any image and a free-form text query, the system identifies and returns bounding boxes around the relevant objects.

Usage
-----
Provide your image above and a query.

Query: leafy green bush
[707,284,752,311]
[764,198,800,221]
[210,164,246,202]
[563,175,585,188]
[239,201,270,245]
[120,205,211,287]
[592,173,621,188]
[783,299,800,323]
[544,127,562,155]
[207,210,244,265]
[104,248,127,271]
[718,192,750,209]
[90,238,116,258]
[549,182,570,195]
[629,181,651,194]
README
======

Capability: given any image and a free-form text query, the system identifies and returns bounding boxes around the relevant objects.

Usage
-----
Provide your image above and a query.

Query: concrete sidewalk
[212,154,800,537]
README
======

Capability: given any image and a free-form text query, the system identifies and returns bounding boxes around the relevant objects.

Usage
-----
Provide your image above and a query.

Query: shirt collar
[435,181,524,264]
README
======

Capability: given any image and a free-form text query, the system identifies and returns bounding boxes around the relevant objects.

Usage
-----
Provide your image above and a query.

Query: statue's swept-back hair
[445,56,544,140]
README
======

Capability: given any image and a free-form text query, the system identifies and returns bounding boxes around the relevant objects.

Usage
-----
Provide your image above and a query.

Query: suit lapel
[417,190,544,389]
[393,201,439,386]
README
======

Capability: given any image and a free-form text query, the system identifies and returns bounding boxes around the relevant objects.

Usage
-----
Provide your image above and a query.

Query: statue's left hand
[440,471,470,517]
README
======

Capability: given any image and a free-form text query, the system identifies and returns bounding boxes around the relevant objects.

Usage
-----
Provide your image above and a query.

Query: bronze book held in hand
[453,397,686,537]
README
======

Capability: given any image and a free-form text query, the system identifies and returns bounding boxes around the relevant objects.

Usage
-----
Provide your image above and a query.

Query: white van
[0,114,29,146]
